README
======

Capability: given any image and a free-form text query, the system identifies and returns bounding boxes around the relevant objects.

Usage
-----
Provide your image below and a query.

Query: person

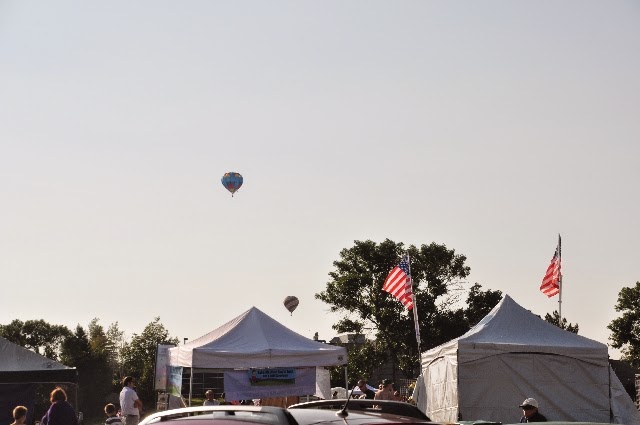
[11,406,27,425]
[41,387,78,425]
[119,376,143,425]
[356,379,376,399]
[374,379,395,401]
[104,404,122,425]
[203,390,220,406]
[519,398,547,422]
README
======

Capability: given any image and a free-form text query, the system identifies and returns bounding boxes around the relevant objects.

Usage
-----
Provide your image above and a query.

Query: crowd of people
[6,376,547,424]
[349,378,407,402]
[9,387,78,425]
[351,378,547,423]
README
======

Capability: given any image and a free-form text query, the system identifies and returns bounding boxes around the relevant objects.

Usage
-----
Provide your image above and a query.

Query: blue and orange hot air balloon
[221,172,243,197]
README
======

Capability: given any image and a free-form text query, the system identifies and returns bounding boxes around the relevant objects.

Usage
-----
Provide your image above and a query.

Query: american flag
[382,256,414,310]
[540,242,561,298]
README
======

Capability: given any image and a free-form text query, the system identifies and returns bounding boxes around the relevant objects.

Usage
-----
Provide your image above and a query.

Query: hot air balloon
[283,296,299,315]
[221,172,243,197]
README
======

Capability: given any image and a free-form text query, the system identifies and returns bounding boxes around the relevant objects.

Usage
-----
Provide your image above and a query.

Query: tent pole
[344,366,348,394]
[558,234,562,324]
[189,367,194,406]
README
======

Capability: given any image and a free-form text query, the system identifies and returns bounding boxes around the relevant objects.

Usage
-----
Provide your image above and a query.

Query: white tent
[169,306,347,368]
[414,295,640,425]
[168,307,347,403]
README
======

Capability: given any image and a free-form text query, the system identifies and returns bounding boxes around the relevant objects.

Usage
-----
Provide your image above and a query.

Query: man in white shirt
[119,376,143,425]
[203,390,220,406]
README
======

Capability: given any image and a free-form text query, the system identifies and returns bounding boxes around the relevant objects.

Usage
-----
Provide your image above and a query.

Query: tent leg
[344,366,348,394]
[189,367,194,407]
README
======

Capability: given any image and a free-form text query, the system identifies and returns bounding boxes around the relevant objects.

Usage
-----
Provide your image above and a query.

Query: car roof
[474,421,615,425]
[139,404,440,425]
[288,400,430,421]
[286,408,435,425]
[140,406,295,425]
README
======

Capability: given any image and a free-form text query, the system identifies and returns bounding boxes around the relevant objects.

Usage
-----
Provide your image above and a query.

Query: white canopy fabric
[415,295,640,425]
[168,307,347,368]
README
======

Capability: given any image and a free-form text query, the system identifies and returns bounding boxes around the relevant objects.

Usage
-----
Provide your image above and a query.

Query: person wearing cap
[374,379,395,401]
[519,398,547,422]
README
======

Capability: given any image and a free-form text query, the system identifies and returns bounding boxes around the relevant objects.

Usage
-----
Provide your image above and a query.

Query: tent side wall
[419,340,459,422]
[423,355,459,422]
[609,365,640,425]
[457,352,610,423]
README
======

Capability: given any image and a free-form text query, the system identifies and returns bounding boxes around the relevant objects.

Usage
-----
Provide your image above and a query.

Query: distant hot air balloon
[221,172,243,197]
[284,296,299,315]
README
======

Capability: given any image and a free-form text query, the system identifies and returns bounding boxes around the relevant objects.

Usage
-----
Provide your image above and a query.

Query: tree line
[0,317,177,419]
[2,238,638,417]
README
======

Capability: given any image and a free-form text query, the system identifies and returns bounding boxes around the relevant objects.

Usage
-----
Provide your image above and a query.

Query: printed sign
[224,367,315,400]
[167,366,183,397]
[248,368,296,386]
[154,344,176,390]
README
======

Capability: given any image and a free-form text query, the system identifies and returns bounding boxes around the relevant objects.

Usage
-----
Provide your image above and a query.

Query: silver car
[139,403,438,425]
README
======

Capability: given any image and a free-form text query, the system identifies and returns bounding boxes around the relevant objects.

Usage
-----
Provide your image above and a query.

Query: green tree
[0,319,71,361]
[120,317,179,404]
[328,338,387,387]
[106,322,126,390]
[608,281,640,368]
[465,283,503,327]
[544,311,579,333]
[316,239,473,381]
[60,323,112,417]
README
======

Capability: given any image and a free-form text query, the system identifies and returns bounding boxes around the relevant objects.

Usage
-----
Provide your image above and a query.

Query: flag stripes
[540,244,561,298]
[382,256,414,310]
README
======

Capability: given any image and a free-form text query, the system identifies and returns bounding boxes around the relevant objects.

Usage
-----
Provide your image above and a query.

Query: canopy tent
[168,307,347,403]
[413,295,640,425]
[0,336,77,383]
[0,336,78,425]
[169,307,347,368]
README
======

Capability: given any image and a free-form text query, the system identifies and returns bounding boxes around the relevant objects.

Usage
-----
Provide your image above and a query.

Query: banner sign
[249,368,296,386]
[224,367,315,400]
[154,344,176,391]
[167,366,183,397]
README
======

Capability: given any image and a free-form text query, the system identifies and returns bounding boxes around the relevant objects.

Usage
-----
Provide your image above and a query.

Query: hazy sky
[1,1,639,359]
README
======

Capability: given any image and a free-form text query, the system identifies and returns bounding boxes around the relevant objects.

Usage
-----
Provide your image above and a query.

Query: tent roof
[169,307,347,368]
[0,336,77,383]
[423,295,608,365]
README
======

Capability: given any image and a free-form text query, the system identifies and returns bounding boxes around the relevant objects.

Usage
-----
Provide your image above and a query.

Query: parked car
[140,406,293,425]
[139,403,439,425]
[288,399,431,420]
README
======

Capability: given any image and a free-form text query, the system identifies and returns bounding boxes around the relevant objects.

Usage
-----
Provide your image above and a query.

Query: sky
[1,1,639,359]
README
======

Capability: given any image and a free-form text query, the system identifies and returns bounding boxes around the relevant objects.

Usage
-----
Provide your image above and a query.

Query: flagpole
[407,255,422,370]
[558,234,562,324]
